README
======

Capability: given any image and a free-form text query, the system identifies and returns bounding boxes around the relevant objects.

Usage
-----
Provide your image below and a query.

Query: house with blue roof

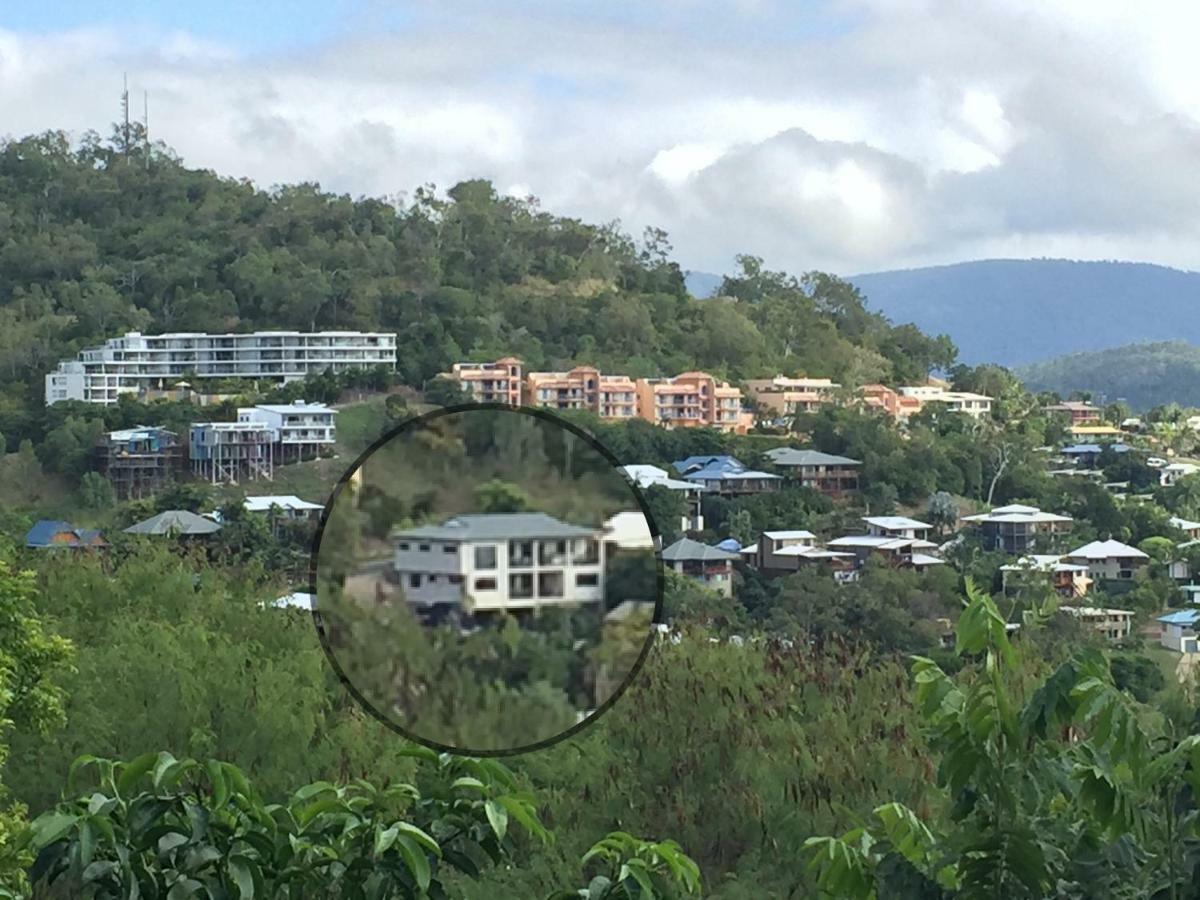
[671,455,781,496]
[1157,609,1200,653]
[25,520,107,550]
[1060,442,1130,469]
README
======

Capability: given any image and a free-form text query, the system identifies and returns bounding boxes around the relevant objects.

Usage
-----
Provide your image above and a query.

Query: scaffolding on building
[94,426,183,499]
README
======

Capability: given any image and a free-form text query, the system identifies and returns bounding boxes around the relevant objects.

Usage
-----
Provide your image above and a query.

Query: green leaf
[118,752,161,799]
[395,822,441,857]
[29,812,79,850]
[485,799,508,842]
[374,824,399,857]
[396,834,432,892]
[229,855,256,899]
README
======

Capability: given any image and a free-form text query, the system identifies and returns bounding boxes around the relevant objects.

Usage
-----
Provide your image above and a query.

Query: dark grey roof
[660,537,738,562]
[124,510,222,535]
[765,448,861,467]
[393,512,599,542]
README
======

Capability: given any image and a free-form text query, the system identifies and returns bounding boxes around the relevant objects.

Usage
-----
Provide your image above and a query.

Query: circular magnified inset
[310,403,663,755]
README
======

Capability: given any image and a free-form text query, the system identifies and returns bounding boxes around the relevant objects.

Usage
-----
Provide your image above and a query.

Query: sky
[3,0,1200,277]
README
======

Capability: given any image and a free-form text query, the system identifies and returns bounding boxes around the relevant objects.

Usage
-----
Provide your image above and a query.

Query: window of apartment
[442,543,457,554]
[575,573,599,587]
[429,575,438,584]
[572,539,600,565]
[397,542,410,551]
[474,545,497,569]
[510,540,534,567]
[418,543,430,552]
[408,574,421,588]
[449,575,463,585]
[537,572,565,598]
[539,539,568,566]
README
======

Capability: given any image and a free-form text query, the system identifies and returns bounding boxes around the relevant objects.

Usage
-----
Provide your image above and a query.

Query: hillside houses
[94,426,182,499]
[1063,539,1150,586]
[960,504,1074,553]
[763,448,861,497]
[671,456,782,496]
[1000,555,1093,597]
[391,512,606,617]
[619,464,706,531]
[660,537,738,597]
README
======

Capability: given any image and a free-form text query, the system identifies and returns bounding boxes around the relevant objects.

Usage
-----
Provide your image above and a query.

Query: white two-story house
[392,512,605,615]
[238,400,337,461]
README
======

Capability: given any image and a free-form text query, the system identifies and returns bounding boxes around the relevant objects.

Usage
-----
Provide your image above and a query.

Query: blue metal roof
[672,455,742,475]
[1157,610,1200,625]
[715,538,742,552]
[25,520,104,548]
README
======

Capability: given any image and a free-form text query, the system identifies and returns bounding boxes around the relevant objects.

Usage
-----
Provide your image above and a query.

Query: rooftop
[244,495,324,512]
[660,537,739,563]
[1065,539,1149,560]
[394,512,600,542]
[763,448,861,467]
[124,510,222,535]
[862,515,932,531]
[250,401,338,415]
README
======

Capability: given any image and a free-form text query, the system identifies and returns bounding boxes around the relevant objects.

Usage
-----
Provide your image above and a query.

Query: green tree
[473,479,532,513]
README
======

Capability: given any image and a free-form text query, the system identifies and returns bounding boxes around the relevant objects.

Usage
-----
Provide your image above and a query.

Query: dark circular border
[306,401,665,757]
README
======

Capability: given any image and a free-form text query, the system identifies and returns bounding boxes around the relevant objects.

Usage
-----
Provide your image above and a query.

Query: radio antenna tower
[143,90,150,170]
[121,73,131,162]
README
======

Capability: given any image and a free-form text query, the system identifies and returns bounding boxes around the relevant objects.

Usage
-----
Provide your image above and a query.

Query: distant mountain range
[687,259,1200,368]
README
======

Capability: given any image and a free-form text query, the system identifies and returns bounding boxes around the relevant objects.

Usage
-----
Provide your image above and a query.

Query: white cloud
[2,2,1200,277]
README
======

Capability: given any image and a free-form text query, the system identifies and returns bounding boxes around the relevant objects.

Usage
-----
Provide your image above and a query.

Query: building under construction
[95,426,183,499]
[188,421,274,485]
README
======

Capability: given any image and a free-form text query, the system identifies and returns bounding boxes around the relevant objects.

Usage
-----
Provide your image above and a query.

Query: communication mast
[121,73,131,162]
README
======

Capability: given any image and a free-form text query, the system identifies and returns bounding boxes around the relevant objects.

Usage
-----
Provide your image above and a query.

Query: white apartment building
[392,512,606,614]
[897,385,993,419]
[45,330,398,405]
[238,400,338,460]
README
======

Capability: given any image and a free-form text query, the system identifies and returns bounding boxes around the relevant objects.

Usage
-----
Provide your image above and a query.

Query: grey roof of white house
[124,510,222,535]
[393,512,599,542]
[764,448,861,467]
[660,537,739,562]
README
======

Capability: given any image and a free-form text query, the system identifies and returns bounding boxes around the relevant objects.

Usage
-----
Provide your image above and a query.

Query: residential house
[238,400,337,462]
[242,495,325,521]
[635,372,747,433]
[1170,516,1200,541]
[1000,555,1092,597]
[1060,442,1131,469]
[753,530,855,575]
[1044,401,1102,425]
[671,455,782,496]
[123,510,221,536]
[826,517,942,572]
[763,448,861,497]
[94,426,182,499]
[25,520,107,550]
[526,367,638,420]
[1069,424,1126,440]
[601,510,656,552]
[1161,462,1200,487]
[618,464,706,532]
[1158,609,1200,653]
[392,512,605,614]
[960,504,1074,553]
[744,376,840,419]
[660,537,738,597]
[1057,606,1135,642]
[189,421,275,484]
[46,330,397,405]
[267,592,316,611]
[1063,539,1149,585]
[858,384,923,422]
[897,384,993,419]
[444,357,524,404]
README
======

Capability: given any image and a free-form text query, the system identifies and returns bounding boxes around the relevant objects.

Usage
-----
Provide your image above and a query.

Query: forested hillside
[1018,340,1200,411]
[0,125,954,451]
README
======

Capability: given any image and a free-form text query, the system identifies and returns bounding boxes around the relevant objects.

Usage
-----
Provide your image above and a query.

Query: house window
[429,575,438,584]
[474,577,497,591]
[449,575,463,585]
[408,574,421,588]
[418,544,430,552]
[575,573,599,587]
[510,540,534,567]
[474,545,497,569]
[442,544,457,554]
